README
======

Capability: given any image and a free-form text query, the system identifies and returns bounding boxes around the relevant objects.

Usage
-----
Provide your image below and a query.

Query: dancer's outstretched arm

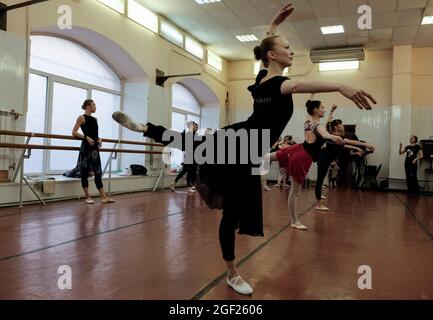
[281,81,376,110]
[344,139,375,151]
[344,145,363,154]
[316,125,345,145]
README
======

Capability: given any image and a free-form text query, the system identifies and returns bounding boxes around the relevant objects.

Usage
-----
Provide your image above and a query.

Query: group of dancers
[110,3,376,295]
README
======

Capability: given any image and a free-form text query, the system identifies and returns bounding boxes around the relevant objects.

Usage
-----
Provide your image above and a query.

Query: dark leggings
[81,173,103,190]
[175,164,196,186]
[145,123,238,261]
[315,155,333,200]
[404,161,419,193]
[219,212,238,261]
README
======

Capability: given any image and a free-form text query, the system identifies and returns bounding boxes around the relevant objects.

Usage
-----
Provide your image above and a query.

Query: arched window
[171,83,201,168]
[25,35,122,174]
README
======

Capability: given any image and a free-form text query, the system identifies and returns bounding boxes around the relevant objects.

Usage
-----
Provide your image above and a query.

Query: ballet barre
[0,129,170,207]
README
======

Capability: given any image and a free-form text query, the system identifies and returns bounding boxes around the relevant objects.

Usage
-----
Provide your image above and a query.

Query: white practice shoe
[291,221,308,230]
[226,275,253,295]
[112,111,146,132]
[316,205,330,211]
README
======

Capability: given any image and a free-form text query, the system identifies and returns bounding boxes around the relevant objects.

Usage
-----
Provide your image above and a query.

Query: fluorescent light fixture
[97,0,125,14]
[235,34,259,42]
[320,25,344,34]
[127,0,158,33]
[421,16,433,25]
[195,0,221,4]
[185,37,204,59]
[319,61,359,71]
[207,50,222,71]
[160,20,183,47]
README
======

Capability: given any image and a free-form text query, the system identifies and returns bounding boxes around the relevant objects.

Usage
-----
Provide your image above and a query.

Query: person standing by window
[72,99,115,204]
[400,135,423,194]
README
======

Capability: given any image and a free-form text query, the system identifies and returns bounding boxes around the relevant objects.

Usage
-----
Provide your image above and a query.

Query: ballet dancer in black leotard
[399,135,423,193]
[72,99,115,204]
[112,3,376,295]
[315,106,375,211]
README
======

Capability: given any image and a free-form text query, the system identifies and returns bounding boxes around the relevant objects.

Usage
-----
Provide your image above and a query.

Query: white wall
[0,31,28,172]
[0,30,27,114]
[411,106,433,182]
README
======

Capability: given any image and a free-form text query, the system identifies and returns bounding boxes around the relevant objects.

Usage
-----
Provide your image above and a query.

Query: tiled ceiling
[137,0,433,60]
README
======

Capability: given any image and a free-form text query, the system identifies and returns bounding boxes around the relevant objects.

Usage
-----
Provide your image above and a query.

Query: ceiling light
[320,25,345,34]
[235,34,258,42]
[421,16,433,25]
[319,61,359,71]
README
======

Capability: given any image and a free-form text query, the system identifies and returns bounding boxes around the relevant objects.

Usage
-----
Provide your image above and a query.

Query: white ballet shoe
[102,197,115,203]
[226,275,253,295]
[291,221,308,230]
[263,185,272,191]
[170,183,175,192]
[85,198,94,204]
[321,195,327,199]
[316,205,330,211]
[112,111,146,132]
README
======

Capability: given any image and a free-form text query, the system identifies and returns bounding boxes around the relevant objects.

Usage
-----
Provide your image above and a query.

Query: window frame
[25,36,123,176]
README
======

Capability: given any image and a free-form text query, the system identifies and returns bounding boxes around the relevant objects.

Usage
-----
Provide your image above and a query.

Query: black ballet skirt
[146,70,294,236]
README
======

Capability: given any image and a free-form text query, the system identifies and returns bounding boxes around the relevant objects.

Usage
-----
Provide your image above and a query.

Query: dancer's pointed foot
[112,111,147,133]
[291,221,308,230]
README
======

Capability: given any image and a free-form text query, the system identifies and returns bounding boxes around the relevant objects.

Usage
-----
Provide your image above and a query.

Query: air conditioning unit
[310,47,365,63]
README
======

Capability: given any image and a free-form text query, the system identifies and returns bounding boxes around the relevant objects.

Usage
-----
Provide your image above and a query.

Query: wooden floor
[0,186,432,300]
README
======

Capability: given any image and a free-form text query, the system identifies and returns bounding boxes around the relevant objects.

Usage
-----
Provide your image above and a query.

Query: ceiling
[137,0,433,60]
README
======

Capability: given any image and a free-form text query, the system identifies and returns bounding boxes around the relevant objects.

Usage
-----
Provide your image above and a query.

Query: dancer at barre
[72,99,115,204]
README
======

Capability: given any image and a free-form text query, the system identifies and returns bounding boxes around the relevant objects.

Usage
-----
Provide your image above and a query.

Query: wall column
[389,45,412,181]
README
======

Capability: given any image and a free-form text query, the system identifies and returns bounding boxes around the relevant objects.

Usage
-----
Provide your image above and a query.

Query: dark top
[80,115,99,142]
[302,121,326,162]
[319,141,343,163]
[246,70,293,147]
[404,144,421,163]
